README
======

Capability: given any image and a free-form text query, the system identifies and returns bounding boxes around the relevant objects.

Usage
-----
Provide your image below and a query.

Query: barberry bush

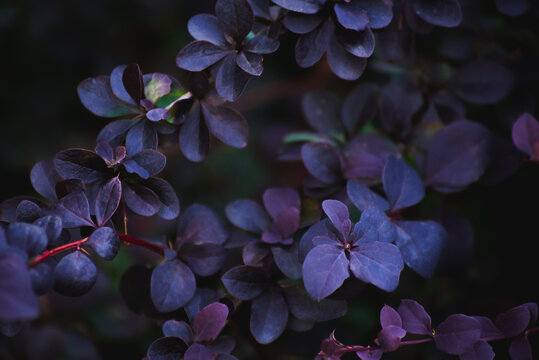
[1,0,538,359]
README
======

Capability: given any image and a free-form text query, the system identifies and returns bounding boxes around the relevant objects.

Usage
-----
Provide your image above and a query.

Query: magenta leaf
[193,302,229,342]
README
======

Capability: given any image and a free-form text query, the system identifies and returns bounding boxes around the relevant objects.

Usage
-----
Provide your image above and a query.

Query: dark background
[1,0,538,359]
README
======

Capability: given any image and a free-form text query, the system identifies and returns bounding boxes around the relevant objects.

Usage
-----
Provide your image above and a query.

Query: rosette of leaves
[282,88,401,196]
[149,204,228,313]
[300,199,404,301]
[225,187,308,280]
[221,263,347,344]
[176,72,249,162]
[52,140,178,219]
[273,0,392,80]
[176,0,279,101]
[344,156,448,278]
[146,302,237,360]
[78,64,188,151]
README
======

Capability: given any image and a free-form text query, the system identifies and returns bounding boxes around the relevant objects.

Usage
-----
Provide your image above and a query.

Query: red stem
[338,326,539,355]
[117,233,164,256]
[28,237,89,267]
[28,233,164,267]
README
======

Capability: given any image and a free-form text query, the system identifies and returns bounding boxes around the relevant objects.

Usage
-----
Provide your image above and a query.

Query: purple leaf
[221,265,268,300]
[299,219,338,262]
[123,149,166,179]
[51,191,94,228]
[326,39,367,81]
[16,200,41,223]
[243,241,270,265]
[349,242,403,292]
[54,251,97,297]
[215,54,251,102]
[185,288,219,323]
[383,156,424,213]
[147,337,187,360]
[180,103,210,162]
[322,199,351,240]
[296,19,333,67]
[411,0,462,28]
[6,222,48,257]
[377,325,406,352]
[151,259,196,313]
[208,336,236,355]
[110,64,143,106]
[177,204,228,246]
[225,199,271,233]
[379,83,423,139]
[512,113,539,160]
[236,52,263,76]
[435,314,481,355]
[284,286,347,322]
[459,341,495,360]
[271,243,302,279]
[452,61,514,105]
[302,91,343,135]
[188,14,226,46]
[202,104,248,148]
[250,288,288,344]
[54,149,109,184]
[143,178,180,220]
[381,305,402,328]
[334,1,370,31]
[162,320,193,344]
[272,0,322,14]
[176,41,230,72]
[215,0,254,43]
[30,160,61,201]
[86,226,120,261]
[122,182,161,217]
[146,108,170,122]
[472,316,503,338]
[395,220,445,278]
[244,35,279,54]
[397,299,432,335]
[28,262,54,296]
[496,0,529,17]
[302,244,349,301]
[0,252,39,321]
[273,207,300,239]
[301,142,343,184]
[342,83,378,135]
[193,302,229,341]
[351,206,396,244]
[347,180,390,212]
[283,12,324,34]
[33,215,63,243]
[77,75,135,117]
[344,133,399,180]
[125,121,158,155]
[263,187,300,222]
[95,177,121,226]
[180,243,226,276]
[508,336,532,360]
[97,119,133,147]
[184,343,213,360]
[495,304,533,337]
[425,121,492,193]
[335,27,375,58]
[356,348,383,360]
